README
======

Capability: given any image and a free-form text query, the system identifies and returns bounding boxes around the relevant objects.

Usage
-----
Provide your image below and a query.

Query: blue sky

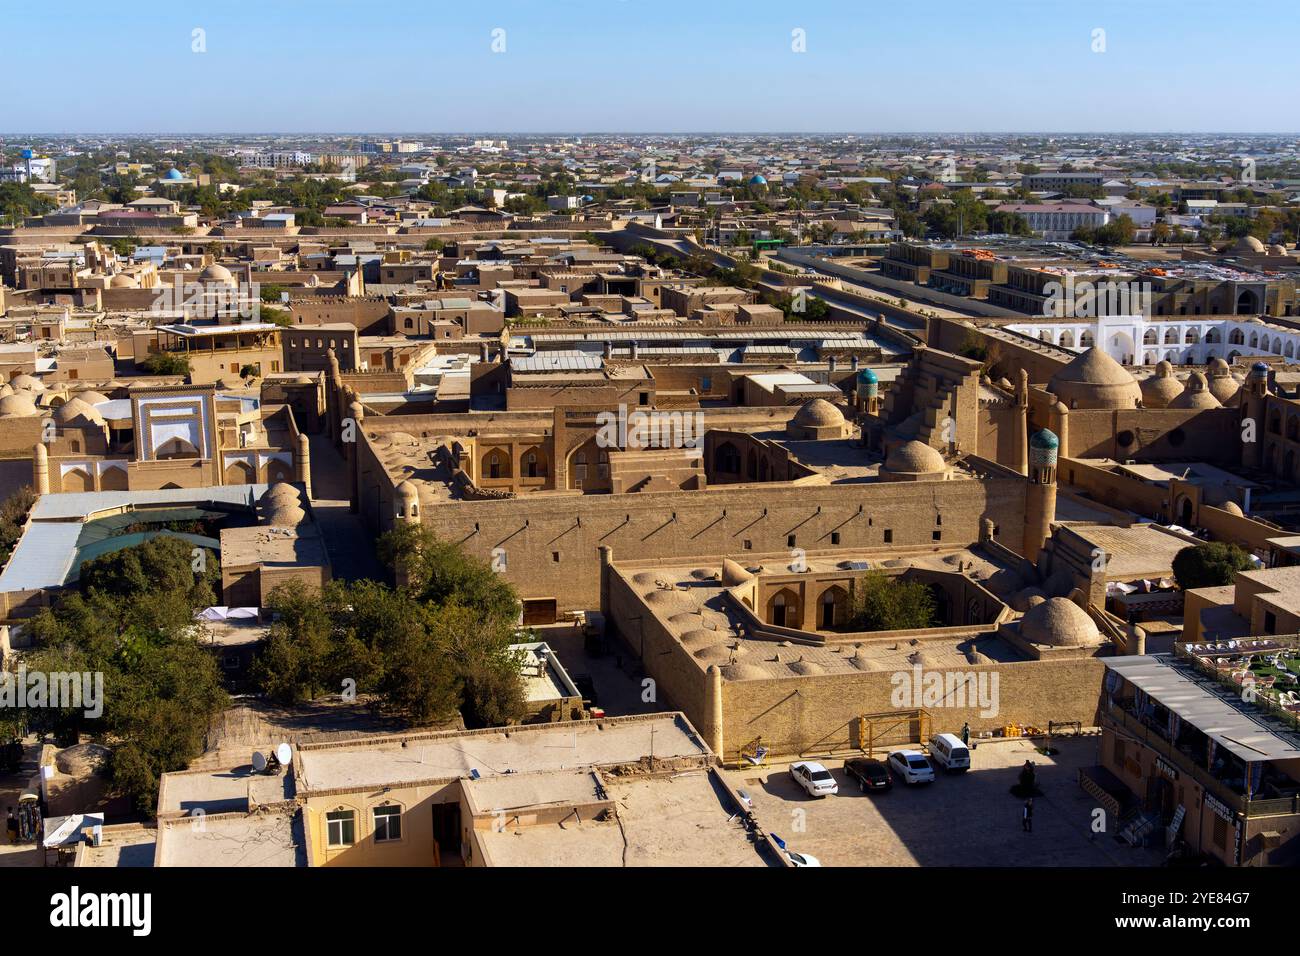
[6,0,1298,133]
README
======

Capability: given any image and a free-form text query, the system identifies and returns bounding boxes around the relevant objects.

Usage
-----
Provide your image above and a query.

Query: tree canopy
[849,572,937,631]
[1172,542,1255,590]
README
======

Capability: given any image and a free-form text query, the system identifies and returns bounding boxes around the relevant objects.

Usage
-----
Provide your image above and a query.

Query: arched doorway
[767,588,799,628]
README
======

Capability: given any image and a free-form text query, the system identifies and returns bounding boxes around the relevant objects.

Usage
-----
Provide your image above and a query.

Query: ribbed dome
[1020,597,1102,647]
[884,440,945,475]
[0,393,39,417]
[792,398,845,428]
[266,504,306,528]
[261,482,301,506]
[1048,347,1141,409]
[1169,371,1222,409]
[1140,361,1183,408]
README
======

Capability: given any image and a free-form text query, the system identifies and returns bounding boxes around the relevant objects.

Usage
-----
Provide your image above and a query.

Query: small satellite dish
[251,751,268,772]
[276,743,292,765]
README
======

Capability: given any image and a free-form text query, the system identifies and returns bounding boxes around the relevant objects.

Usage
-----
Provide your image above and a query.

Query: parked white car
[785,848,822,867]
[789,761,839,797]
[888,749,936,785]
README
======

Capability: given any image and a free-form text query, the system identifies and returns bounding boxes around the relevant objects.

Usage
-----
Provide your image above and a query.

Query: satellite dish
[251,751,267,772]
[276,743,292,765]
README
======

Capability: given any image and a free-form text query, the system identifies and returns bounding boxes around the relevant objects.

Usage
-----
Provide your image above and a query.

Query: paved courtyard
[723,736,1167,867]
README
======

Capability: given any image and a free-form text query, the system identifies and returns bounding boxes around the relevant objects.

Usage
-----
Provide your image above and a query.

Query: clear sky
[7,0,1298,134]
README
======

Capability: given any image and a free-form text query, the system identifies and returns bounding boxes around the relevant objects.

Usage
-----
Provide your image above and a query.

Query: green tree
[378,524,520,622]
[140,352,191,376]
[849,572,937,631]
[1172,542,1255,590]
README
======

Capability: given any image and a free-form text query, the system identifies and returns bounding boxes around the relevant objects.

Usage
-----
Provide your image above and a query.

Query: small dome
[884,440,946,476]
[1232,235,1265,254]
[54,398,104,425]
[164,168,185,181]
[1011,587,1047,613]
[1139,360,1183,408]
[721,663,770,681]
[0,393,38,417]
[74,390,110,405]
[396,479,420,500]
[9,373,45,393]
[748,174,768,186]
[261,482,301,507]
[54,742,111,777]
[266,504,306,528]
[792,398,845,429]
[110,273,140,288]
[1048,347,1141,409]
[1206,361,1239,403]
[1269,244,1288,256]
[198,262,235,284]
[1221,501,1245,516]
[1169,371,1222,409]
[857,367,879,385]
[1020,597,1102,647]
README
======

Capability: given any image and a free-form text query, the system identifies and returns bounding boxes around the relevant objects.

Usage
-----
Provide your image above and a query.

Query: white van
[929,733,971,772]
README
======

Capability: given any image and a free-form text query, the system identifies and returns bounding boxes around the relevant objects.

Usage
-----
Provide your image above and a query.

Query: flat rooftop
[155,811,304,867]
[295,713,709,793]
[1107,654,1300,764]
[475,770,767,867]
[1066,523,1195,581]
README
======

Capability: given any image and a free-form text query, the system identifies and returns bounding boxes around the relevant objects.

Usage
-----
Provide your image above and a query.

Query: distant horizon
[7,0,1300,134]
[5,131,1300,139]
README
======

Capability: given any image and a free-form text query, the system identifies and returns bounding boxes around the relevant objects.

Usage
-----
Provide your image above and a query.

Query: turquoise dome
[1030,428,1059,450]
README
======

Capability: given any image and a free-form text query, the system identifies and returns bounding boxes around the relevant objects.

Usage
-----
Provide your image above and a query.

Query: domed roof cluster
[1048,348,1142,410]
[1140,361,1183,408]
[1020,597,1103,648]
[1169,371,1221,410]
[258,482,306,528]
[883,440,946,477]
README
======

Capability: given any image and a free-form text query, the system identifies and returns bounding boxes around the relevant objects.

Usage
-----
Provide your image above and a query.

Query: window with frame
[327,809,356,847]
[373,805,401,843]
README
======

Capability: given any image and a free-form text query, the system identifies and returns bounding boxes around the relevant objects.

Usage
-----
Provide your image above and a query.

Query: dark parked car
[843,758,892,792]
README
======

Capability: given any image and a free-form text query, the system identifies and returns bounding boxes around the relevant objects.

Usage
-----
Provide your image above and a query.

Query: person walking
[1022,798,1034,833]
[5,807,17,844]
[960,722,970,746]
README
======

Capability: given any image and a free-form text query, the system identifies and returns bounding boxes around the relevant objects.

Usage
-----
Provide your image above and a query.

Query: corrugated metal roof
[511,353,604,373]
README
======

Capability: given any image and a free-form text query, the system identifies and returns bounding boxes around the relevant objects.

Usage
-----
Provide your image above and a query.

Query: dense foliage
[1172,542,1255,590]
